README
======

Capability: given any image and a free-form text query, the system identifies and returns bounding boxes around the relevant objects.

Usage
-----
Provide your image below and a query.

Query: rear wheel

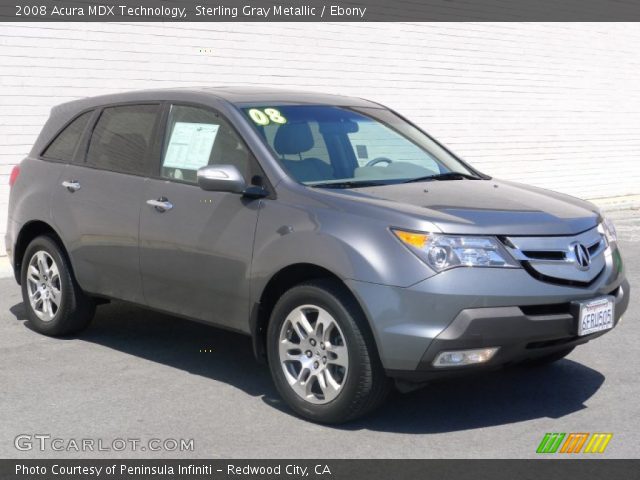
[267,279,390,424]
[20,235,95,336]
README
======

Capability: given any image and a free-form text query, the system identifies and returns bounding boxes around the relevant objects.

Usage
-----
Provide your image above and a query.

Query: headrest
[273,122,314,155]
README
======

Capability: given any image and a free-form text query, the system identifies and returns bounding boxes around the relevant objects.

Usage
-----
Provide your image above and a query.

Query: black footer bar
[1,459,638,480]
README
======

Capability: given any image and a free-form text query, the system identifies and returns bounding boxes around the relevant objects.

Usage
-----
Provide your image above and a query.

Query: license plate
[577,297,615,336]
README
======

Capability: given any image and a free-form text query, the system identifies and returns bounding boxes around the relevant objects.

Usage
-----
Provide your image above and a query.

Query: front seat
[273,122,333,183]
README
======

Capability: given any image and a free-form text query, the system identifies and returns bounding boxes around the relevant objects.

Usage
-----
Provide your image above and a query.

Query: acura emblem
[569,242,591,270]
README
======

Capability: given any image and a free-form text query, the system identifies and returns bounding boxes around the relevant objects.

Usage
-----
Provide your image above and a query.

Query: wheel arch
[13,220,68,285]
[250,263,378,364]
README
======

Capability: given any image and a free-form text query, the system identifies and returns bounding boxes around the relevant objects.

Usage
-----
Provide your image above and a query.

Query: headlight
[602,217,618,244]
[392,229,519,272]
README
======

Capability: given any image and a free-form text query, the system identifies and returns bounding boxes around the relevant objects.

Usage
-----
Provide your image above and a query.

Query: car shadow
[10,300,274,399]
[340,360,604,433]
[10,300,605,434]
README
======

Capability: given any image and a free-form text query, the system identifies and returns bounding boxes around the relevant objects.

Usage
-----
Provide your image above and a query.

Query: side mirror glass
[197,165,246,193]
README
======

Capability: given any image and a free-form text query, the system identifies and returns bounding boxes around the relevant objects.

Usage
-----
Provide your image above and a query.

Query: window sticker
[163,122,220,170]
[248,108,287,125]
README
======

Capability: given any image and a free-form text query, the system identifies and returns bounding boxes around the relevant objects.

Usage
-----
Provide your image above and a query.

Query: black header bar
[2,0,640,22]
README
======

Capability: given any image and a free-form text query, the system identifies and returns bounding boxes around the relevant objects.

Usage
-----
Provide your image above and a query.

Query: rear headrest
[273,122,314,155]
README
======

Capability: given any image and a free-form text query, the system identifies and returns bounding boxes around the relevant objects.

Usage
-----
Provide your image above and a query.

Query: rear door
[51,104,161,303]
[139,103,263,330]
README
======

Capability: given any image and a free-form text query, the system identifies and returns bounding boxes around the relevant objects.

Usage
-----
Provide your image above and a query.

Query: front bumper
[390,280,629,382]
[345,253,630,376]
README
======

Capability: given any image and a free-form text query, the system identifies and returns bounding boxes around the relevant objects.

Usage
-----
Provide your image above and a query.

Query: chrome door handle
[146,197,173,212]
[61,180,81,192]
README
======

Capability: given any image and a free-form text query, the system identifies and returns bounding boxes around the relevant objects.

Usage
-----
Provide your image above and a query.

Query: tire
[20,235,95,336]
[524,347,575,367]
[266,279,390,424]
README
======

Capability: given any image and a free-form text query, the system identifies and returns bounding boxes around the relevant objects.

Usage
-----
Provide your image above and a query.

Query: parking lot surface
[1,210,638,459]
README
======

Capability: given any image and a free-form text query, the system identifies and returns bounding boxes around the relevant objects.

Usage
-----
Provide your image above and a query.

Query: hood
[321,179,600,235]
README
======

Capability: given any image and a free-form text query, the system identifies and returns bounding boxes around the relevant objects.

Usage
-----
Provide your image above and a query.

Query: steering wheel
[365,157,393,167]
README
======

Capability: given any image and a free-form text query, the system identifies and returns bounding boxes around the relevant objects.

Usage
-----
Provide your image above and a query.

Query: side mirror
[197,165,246,193]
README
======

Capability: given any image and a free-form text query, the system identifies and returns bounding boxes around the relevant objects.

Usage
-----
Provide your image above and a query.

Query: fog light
[433,347,499,367]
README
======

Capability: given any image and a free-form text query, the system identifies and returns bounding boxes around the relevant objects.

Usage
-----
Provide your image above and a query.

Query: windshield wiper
[309,172,481,188]
[309,180,388,189]
[403,172,481,183]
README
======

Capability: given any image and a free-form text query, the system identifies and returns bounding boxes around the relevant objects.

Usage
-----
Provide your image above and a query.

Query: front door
[139,104,262,331]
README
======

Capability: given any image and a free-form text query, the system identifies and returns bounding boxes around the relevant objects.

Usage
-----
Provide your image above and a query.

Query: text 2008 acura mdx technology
[6,88,630,423]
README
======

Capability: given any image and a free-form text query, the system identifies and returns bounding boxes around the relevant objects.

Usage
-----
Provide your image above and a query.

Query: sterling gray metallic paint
[6,87,630,375]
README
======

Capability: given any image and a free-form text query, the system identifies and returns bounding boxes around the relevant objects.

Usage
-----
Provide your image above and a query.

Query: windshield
[241,104,478,187]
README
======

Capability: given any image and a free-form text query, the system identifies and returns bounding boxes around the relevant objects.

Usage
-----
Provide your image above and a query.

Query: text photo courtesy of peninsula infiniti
[5,87,630,423]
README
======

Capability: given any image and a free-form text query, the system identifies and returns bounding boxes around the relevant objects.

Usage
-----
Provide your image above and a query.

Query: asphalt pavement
[1,209,638,459]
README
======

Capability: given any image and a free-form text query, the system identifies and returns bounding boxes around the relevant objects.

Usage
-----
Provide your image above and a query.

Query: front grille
[519,286,619,318]
[521,261,604,287]
[588,240,604,255]
[521,250,565,261]
[502,226,607,287]
[520,303,571,316]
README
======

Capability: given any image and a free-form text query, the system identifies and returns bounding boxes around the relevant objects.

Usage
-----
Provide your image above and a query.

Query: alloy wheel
[278,304,349,404]
[26,250,62,322]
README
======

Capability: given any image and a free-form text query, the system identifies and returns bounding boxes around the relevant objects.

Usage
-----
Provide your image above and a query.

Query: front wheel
[20,235,95,336]
[267,280,390,424]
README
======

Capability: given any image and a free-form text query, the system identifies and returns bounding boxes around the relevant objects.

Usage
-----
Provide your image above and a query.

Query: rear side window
[42,111,92,161]
[86,104,159,175]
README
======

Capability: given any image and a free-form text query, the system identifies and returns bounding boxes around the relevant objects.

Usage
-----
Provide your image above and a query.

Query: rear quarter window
[42,111,93,161]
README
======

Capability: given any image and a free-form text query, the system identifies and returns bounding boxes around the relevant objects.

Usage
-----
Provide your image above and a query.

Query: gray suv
[6,87,630,423]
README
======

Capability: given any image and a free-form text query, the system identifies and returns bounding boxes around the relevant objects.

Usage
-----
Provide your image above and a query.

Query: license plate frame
[574,296,615,337]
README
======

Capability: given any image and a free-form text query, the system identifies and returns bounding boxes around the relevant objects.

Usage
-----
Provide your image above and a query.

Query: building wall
[1,22,640,253]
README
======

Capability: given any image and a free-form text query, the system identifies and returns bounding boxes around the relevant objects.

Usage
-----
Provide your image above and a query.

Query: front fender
[250,198,436,303]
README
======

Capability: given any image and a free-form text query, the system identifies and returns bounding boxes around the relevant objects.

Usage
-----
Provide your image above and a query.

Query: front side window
[242,105,477,186]
[86,104,159,175]
[42,111,93,161]
[160,105,256,184]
